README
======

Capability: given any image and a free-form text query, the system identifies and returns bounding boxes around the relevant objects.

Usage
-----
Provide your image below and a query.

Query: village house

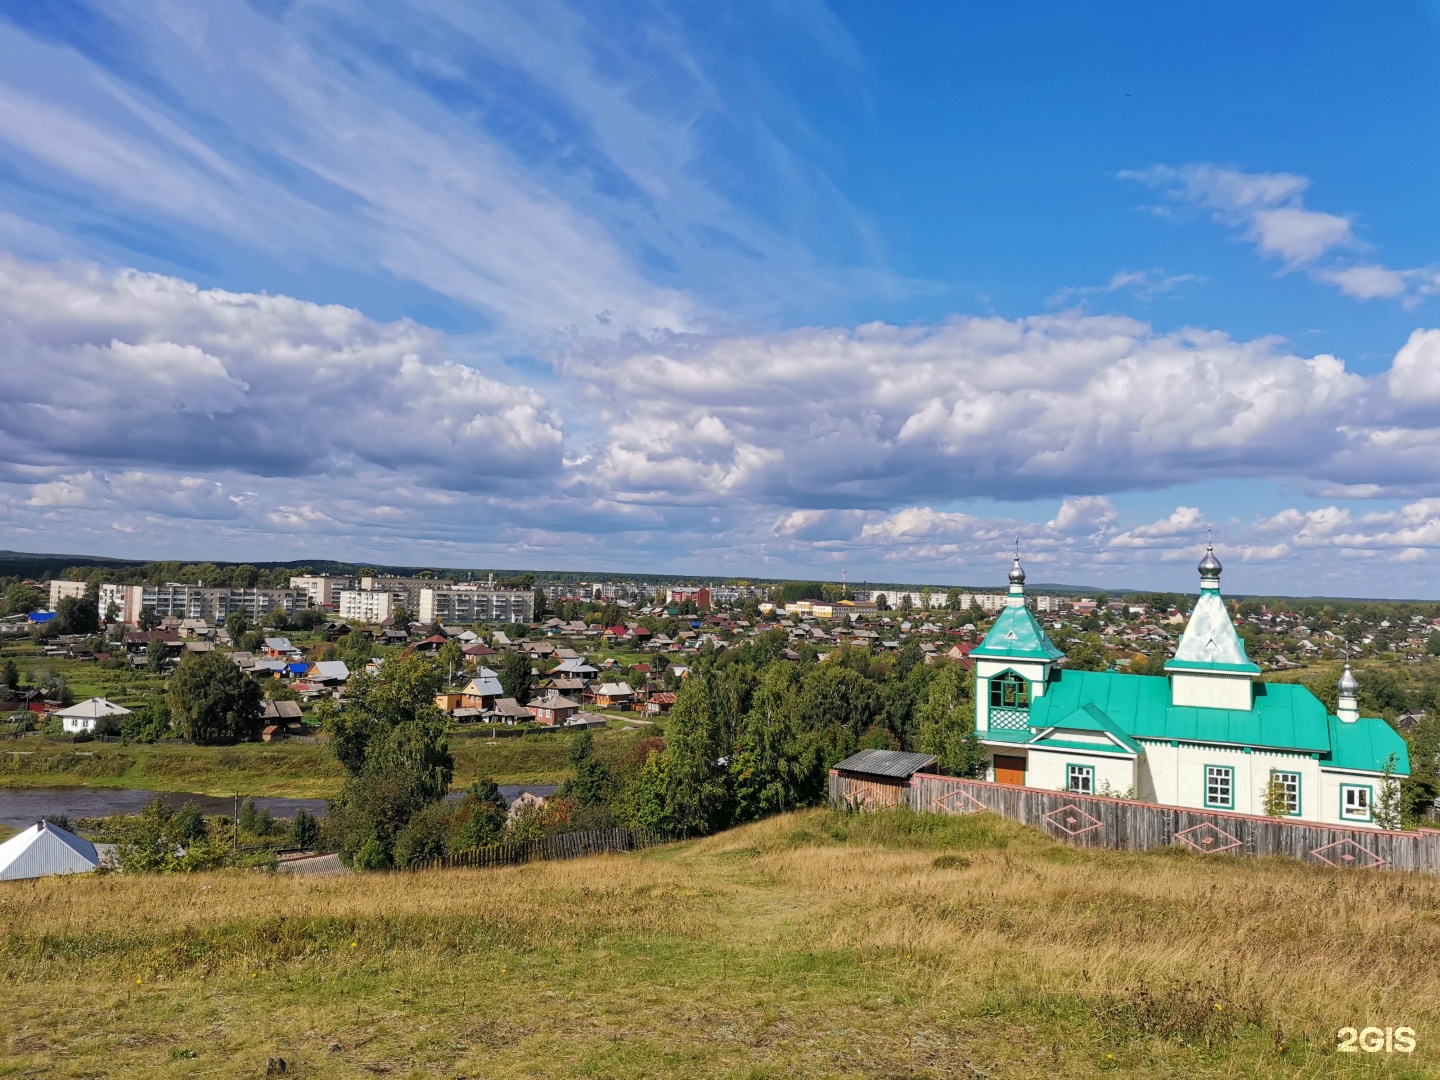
[531,694,581,726]
[972,545,1409,828]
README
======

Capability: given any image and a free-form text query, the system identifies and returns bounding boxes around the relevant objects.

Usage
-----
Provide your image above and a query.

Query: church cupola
[1197,540,1222,591]
[1007,538,1026,607]
[1337,662,1360,723]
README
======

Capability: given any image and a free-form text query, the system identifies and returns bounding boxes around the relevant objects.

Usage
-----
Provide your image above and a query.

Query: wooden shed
[831,749,937,809]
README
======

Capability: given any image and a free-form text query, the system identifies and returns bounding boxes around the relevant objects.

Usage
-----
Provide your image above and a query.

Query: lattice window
[988,707,1030,730]
[1271,770,1301,816]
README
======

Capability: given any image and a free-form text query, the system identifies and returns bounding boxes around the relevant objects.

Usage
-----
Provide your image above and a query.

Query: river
[0,784,560,832]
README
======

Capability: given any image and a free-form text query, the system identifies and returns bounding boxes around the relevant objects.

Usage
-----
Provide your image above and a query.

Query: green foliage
[663,677,732,835]
[324,652,454,868]
[288,807,321,850]
[238,796,276,837]
[499,650,533,705]
[146,636,169,674]
[1261,771,1290,818]
[122,698,172,743]
[1,658,17,689]
[168,650,263,744]
[447,780,509,850]
[562,730,612,808]
[915,662,986,778]
[117,796,230,873]
[54,593,99,635]
[393,800,452,868]
[1375,753,1403,831]
[137,606,161,632]
[731,663,816,822]
[4,582,44,616]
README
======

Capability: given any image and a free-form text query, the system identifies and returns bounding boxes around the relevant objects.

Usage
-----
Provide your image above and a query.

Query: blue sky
[2,1,1440,596]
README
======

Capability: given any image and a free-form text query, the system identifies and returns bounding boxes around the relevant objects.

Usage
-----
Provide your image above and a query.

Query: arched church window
[990,671,1030,709]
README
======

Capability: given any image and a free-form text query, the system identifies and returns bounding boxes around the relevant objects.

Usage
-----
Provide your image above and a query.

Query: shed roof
[833,748,937,779]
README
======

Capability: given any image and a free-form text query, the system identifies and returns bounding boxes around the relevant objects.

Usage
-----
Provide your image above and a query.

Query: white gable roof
[55,697,132,719]
[0,821,99,881]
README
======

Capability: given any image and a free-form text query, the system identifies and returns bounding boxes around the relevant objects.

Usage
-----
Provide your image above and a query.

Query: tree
[874,593,890,612]
[946,588,962,611]
[322,652,454,867]
[899,593,914,614]
[731,663,815,820]
[118,796,229,873]
[264,606,290,630]
[54,594,99,636]
[563,730,612,808]
[137,606,161,632]
[438,639,465,684]
[499,650,533,704]
[225,612,251,642]
[146,636,169,675]
[0,659,16,690]
[3,583,44,616]
[915,663,985,777]
[1375,752,1403,831]
[168,650,263,745]
[662,677,732,835]
[447,780,510,850]
[288,807,321,850]
[1261,770,1290,818]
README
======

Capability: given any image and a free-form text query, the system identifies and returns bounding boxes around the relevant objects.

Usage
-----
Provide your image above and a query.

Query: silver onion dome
[1008,553,1025,587]
[1198,542,1222,581]
[1338,662,1359,696]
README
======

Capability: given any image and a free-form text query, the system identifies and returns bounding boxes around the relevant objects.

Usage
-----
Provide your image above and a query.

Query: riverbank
[0,727,647,798]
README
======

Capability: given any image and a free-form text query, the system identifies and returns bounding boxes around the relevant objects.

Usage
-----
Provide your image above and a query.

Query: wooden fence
[410,826,661,872]
[831,770,1440,874]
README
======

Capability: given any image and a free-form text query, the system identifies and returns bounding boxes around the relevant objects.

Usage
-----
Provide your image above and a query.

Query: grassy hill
[3,808,1436,1078]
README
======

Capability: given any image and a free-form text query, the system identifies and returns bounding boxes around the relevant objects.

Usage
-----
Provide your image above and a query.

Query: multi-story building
[288,575,357,608]
[360,576,454,611]
[419,584,534,624]
[97,583,302,626]
[338,589,395,623]
[665,586,711,611]
[48,579,88,609]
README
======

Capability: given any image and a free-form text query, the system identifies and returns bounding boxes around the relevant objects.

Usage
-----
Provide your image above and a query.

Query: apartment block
[97,583,302,626]
[338,589,395,623]
[289,575,358,608]
[48,579,88,609]
[419,584,535,624]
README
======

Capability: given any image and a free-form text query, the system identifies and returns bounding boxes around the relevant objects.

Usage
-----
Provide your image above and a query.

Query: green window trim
[989,670,1031,709]
[1066,762,1095,796]
[1203,764,1234,810]
[1340,783,1374,823]
[1269,769,1303,817]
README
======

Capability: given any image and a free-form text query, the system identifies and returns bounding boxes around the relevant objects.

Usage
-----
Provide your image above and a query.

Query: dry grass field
[3,808,1439,1078]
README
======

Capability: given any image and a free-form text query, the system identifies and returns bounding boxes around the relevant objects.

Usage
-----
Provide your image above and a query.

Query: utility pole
[233,790,239,856]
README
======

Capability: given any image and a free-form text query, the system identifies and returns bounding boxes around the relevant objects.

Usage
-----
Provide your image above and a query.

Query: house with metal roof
[973,542,1408,828]
[0,820,100,881]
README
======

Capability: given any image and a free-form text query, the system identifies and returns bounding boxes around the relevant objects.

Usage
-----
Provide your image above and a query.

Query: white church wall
[1170,672,1253,710]
[1026,747,1135,796]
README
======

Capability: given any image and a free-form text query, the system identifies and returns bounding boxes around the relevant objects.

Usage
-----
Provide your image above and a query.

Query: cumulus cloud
[566,314,1366,506]
[0,254,564,490]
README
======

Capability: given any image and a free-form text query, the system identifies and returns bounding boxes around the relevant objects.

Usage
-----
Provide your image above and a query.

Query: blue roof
[27,611,56,623]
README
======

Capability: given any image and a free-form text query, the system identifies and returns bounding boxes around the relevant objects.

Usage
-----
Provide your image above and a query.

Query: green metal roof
[1024,668,1403,773]
[1036,701,1145,754]
[1325,714,1410,775]
[971,604,1066,661]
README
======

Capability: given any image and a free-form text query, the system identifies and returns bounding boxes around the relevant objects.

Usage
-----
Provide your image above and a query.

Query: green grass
[0,727,650,797]
[4,807,1439,1077]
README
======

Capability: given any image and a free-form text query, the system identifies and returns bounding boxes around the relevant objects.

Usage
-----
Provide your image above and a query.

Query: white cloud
[1123,163,1440,307]
[1122,164,1354,268]
[0,254,564,489]
[567,313,1365,506]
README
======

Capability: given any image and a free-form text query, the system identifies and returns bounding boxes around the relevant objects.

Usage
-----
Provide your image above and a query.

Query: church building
[972,543,1409,828]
